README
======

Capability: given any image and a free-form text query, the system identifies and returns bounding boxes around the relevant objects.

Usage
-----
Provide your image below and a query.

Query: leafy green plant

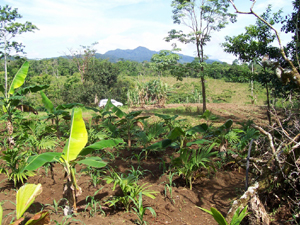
[0,148,35,186]
[164,172,177,204]
[0,183,49,225]
[22,120,57,154]
[136,120,165,159]
[130,192,157,225]
[40,91,83,134]
[172,143,217,190]
[102,99,149,148]
[198,206,249,225]
[84,188,105,217]
[22,108,123,214]
[0,61,48,142]
[104,171,157,211]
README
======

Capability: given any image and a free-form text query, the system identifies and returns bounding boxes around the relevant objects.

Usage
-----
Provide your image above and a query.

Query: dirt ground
[0,103,274,225]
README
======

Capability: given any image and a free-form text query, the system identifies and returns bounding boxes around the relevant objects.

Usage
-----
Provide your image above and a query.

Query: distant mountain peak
[96,46,220,63]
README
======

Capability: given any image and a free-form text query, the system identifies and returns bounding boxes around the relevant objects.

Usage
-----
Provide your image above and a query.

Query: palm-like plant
[104,171,157,212]
[172,143,217,190]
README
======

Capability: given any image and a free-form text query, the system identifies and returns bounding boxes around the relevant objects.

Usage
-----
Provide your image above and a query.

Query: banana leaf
[147,139,172,150]
[0,204,2,225]
[16,84,49,96]
[23,152,61,172]
[24,211,50,225]
[186,123,209,136]
[8,61,29,95]
[186,139,211,146]
[16,184,42,220]
[61,108,88,163]
[79,138,124,156]
[168,127,185,140]
[40,91,54,113]
[76,156,107,168]
[56,103,84,110]
[0,85,4,95]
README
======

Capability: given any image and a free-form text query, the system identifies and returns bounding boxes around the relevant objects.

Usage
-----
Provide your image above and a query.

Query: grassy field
[130,75,266,105]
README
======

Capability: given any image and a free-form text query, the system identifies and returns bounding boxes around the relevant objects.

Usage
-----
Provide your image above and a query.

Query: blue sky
[2,0,294,63]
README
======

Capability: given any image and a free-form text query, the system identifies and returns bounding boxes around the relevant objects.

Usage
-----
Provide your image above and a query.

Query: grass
[129,75,267,105]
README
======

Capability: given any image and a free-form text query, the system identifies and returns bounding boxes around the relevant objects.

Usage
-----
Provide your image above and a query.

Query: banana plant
[22,108,123,214]
[147,123,209,151]
[0,183,49,225]
[103,99,149,148]
[0,61,48,141]
[40,91,83,133]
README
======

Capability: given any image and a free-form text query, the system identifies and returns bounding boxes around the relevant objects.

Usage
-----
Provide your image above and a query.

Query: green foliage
[198,206,249,225]
[0,148,35,186]
[0,183,49,225]
[137,120,166,159]
[23,108,122,213]
[104,171,157,212]
[85,188,105,217]
[172,143,217,190]
[130,192,157,225]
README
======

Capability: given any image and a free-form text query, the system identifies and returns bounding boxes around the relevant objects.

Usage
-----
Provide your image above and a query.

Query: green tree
[0,5,38,98]
[165,0,236,112]
[150,50,180,77]
[228,0,300,88]
[281,0,300,67]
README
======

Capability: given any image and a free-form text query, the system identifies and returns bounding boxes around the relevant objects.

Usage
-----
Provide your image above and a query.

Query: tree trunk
[265,83,271,125]
[201,76,207,112]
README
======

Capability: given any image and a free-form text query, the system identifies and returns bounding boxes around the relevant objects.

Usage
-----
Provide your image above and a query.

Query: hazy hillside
[94,46,222,63]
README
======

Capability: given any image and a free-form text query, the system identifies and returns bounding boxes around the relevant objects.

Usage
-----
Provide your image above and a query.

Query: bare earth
[0,103,271,225]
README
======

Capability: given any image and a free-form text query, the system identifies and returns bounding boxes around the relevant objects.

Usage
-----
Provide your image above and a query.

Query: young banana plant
[0,61,47,145]
[23,108,123,214]
[0,183,50,225]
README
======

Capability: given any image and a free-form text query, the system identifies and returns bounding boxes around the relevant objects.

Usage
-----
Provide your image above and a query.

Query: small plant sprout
[198,205,249,225]
[130,192,156,225]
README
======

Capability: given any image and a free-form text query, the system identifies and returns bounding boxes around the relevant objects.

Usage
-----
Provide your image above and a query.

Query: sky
[2,0,295,63]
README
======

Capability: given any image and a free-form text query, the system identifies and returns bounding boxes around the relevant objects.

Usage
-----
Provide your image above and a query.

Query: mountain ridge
[94,46,221,64]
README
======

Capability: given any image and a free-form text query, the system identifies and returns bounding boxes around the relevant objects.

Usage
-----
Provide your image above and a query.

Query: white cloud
[2,0,295,62]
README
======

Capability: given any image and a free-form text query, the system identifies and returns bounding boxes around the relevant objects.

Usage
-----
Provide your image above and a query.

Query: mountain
[94,46,221,64]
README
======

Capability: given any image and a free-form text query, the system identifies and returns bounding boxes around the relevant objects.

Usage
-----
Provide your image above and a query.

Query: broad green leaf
[56,103,84,110]
[24,211,50,225]
[0,85,4,95]
[186,123,209,136]
[40,91,54,113]
[8,61,29,95]
[186,139,211,146]
[16,184,42,220]
[111,105,126,118]
[62,108,88,163]
[23,152,61,172]
[147,139,172,150]
[168,127,185,140]
[79,138,124,156]
[0,204,2,225]
[224,119,233,129]
[210,207,228,225]
[76,157,107,168]
[16,84,49,96]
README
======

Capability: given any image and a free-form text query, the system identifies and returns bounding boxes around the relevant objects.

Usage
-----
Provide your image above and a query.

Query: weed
[130,192,156,225]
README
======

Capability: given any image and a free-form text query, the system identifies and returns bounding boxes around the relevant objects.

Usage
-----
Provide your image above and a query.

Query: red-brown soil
[0,103,272,225]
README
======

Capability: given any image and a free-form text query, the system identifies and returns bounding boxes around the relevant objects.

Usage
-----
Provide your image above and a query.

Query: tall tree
[222,5,282,104]
[228,0,300,88]
[281,0,300,67]
[150,50,180,77]
[165,0,236,112]
[0,5,38,98]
